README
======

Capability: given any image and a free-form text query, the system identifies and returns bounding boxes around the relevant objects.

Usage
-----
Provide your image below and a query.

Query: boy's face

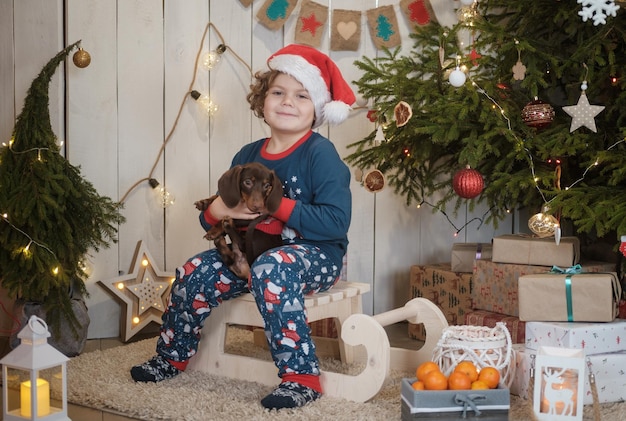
[263,73,316,136]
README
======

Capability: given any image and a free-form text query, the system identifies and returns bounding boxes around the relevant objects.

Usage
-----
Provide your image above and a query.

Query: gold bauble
[528,212,559,237]
[72,48,91,68]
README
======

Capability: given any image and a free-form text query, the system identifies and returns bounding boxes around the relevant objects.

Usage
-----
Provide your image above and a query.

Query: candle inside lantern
[20,378,51,417]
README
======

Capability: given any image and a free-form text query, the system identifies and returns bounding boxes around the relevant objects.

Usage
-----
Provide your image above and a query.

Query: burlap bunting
[250,0,439,50]
[400,0,436,29]
[366,5,401,50]
[294,0,328,48]
[257,0,298,31]
[331,9,361,52]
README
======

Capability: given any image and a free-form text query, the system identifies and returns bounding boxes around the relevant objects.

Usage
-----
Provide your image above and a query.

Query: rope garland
[118,22,252,204]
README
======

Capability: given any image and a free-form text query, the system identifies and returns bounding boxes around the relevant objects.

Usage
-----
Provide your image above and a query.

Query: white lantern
[1,316,70,420]
[533,346,584,421]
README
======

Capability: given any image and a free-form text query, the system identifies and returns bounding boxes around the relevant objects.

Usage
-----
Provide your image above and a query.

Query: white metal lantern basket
[432,322,514,388]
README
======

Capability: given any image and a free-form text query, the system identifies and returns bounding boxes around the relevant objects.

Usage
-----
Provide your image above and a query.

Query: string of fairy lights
[0,22,253,275]
[402,2,626,238]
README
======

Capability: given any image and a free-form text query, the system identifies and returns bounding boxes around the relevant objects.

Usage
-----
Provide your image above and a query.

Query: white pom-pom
[323,101,351,125]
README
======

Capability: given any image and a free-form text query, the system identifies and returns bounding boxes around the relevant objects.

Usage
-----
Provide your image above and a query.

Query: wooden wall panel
[66,0,120,338]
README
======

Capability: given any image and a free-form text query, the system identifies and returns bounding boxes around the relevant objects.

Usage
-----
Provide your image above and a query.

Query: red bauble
[453,167,484,199]
[522,98,554,129]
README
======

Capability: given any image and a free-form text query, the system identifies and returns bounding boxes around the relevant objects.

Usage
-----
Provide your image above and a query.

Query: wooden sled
[187,281,448,403]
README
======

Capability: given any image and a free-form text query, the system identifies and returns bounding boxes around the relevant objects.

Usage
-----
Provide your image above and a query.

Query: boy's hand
[206,195,261,220]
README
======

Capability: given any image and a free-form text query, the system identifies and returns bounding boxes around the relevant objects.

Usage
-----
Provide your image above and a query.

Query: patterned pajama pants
[157,243,341,378]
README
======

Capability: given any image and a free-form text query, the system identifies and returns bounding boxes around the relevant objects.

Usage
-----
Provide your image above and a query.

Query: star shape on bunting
[301,13,323,36]
[562,91,605,133]
[98,240,174,342]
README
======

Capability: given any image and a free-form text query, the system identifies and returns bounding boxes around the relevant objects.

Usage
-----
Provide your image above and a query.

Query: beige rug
[67,327,625,420]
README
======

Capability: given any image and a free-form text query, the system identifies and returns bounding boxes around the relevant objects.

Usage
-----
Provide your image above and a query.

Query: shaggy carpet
[66,327,625,420]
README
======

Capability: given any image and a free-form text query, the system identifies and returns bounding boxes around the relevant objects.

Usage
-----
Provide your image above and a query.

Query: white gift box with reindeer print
[533,346,585,420]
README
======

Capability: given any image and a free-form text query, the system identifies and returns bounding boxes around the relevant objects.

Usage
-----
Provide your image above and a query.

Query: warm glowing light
[142,258,149,267]
[201,50,221,70]
[52,266,59,275]
[20,378,51,417]
[116,282,125,290]
[132,316,140,324]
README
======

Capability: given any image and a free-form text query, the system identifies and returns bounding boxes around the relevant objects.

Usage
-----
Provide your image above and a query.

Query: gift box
[492,235,580,267]
[401,378,510,420]
[451,243,493,273]
[518,272,621,322]
[464,310,526,344]
[525,319,626,355]
[408,264,473,341]
[510,344,626,404]
[309,318,338,338]
[472,259,616,317]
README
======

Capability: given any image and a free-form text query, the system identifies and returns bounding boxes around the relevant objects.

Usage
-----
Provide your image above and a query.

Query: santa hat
[267,44,356,129]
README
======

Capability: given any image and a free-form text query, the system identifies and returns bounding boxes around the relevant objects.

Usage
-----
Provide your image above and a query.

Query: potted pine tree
[0,41,125,356]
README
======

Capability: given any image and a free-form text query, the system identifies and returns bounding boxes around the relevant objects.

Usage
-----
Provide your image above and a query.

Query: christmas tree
[346,0,626,244]
[0,42,125,335]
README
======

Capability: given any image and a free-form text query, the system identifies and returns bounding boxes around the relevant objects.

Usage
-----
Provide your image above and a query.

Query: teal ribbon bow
[550,265,580,321]
[550,264,582,274]
[454,393,486,418]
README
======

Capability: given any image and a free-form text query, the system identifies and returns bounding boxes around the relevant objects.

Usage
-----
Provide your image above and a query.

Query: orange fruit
[454,361,479,382]
[471,380,490,390]
[411,380,425,390]
[416,361,440,382]
[448,371,472,390]
[478,366,501,389]
[423,370,448,390]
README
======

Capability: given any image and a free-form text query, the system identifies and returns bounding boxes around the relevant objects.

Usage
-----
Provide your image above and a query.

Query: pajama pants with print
[156,243,341,378]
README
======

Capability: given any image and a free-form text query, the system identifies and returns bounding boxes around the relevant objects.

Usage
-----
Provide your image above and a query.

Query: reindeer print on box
[533,346,585,421]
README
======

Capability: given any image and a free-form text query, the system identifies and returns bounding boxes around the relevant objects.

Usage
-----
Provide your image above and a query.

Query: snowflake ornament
[577,0,620,26]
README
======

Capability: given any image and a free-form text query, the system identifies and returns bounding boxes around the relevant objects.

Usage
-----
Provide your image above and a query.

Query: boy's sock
[130,355,182,383]
[261,375,322,410]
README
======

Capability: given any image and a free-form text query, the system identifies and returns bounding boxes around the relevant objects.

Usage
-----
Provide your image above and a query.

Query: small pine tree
[346,0,626,241]
[0,42,125,335]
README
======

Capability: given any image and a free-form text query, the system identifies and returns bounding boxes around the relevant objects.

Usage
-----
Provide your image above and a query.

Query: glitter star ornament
[98,241,174,341]
[562,81,605,132]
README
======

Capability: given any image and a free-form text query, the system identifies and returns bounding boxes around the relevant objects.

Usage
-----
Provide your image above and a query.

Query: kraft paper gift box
[472,259,615,318]
[492,234,580,267]
[510,344,626,405]
[451,242,493,273]
[408,264,472,341]
[525,319,626,355]
[464,309,526,344]
[518,272,621,322]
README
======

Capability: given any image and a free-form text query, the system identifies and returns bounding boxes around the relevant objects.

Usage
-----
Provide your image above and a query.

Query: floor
[0,322,421,421]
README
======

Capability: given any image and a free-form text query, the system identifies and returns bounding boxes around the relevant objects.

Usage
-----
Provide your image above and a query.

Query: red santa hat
[267,44,356,129]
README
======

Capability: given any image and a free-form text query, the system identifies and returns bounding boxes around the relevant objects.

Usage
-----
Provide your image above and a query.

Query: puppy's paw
[194,196,217,211]
[222,216,234,230]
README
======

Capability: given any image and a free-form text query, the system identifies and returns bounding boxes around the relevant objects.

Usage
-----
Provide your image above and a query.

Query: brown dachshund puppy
[194,162,284,279]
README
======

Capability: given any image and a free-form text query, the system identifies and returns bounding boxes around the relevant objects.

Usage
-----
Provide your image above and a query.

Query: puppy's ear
[265,170,284,214]
[218,165,244,208]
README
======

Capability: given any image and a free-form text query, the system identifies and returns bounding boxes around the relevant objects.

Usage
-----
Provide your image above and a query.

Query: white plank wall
[1,0,514,339]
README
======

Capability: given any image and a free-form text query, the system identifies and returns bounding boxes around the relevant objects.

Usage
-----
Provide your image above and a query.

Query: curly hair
[246,70,281,120]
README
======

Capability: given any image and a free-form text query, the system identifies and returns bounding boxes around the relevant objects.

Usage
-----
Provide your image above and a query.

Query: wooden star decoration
[562,91,605,133]
[98,240,174,342]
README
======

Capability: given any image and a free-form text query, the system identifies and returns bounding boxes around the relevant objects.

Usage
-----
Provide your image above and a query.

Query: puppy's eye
[243,179,253,188]
[263,182,271,191]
